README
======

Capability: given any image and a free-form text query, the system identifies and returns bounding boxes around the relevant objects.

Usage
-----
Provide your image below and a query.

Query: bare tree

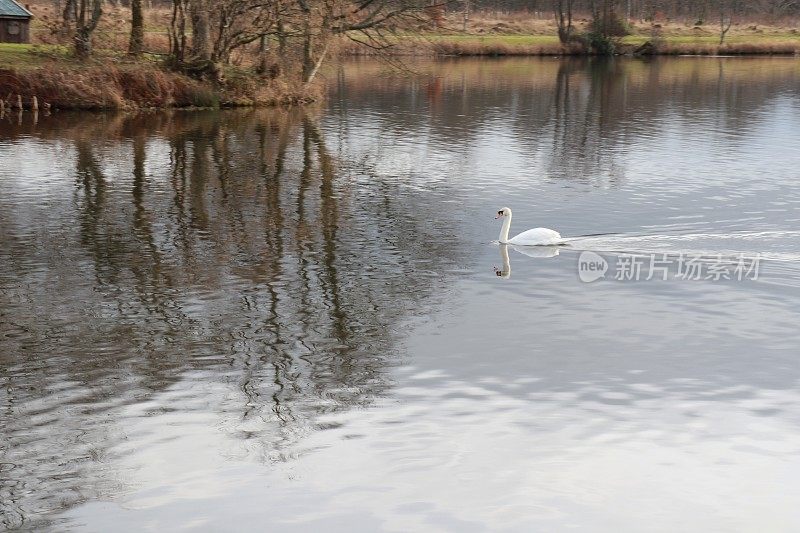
[168,0,188,63]
[71,0,103,58]
[168,0,291,77]
[189,0,212,61]
[128,0,144,55]
[589,0,622,35]
[717,0,733,44]
[301,0,435,84]
[167,0,435,82]
[553,0,575,43]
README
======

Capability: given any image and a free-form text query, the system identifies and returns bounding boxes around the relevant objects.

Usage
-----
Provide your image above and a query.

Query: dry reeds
[431,40,586,56]
[337,37,587,57]
[0,62,316,110]
[654,41,799,55]
[338,34,798,58]
[0,64,210,109]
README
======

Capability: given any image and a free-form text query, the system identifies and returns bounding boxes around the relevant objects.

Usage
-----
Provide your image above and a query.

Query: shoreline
[1,38,797,111]
[1,4,797,111]
[339,34,800,58]
[0,43,319,111]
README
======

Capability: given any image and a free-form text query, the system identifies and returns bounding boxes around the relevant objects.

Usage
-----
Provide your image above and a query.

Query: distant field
[395,12,800,56]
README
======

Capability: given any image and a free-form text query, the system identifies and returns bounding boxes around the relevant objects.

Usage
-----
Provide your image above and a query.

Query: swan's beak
[494,214,501,220]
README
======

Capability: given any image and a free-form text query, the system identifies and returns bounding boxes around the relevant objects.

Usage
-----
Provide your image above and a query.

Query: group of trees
[59,0,435,81]
[551,0,799,48]
[57,0,800,71]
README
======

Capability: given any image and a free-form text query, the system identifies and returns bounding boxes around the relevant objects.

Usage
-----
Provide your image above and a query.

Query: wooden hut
[0,0,32,44]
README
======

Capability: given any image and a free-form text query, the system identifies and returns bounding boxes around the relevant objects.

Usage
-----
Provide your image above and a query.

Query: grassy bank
[0,44,316,110]
[412,35,800,57]
[339,13,800,57]
[340,33,800,57]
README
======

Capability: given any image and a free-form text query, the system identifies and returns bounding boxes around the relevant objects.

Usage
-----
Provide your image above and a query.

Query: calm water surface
[2,57,800,531]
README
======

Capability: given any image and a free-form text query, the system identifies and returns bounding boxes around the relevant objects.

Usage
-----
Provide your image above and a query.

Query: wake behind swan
[561,230,800,262]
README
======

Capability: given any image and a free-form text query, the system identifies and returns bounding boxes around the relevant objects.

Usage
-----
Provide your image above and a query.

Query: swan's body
[496,207,562,246]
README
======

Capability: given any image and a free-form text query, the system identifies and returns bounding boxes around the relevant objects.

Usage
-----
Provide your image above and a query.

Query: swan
[495,207,563,246]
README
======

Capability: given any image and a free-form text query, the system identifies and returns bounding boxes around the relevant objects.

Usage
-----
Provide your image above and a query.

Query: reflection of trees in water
[544,58,627,185]
[0,110,463,529]
[334,58,799,187]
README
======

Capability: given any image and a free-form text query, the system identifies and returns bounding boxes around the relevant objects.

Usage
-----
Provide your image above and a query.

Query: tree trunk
[277,27,286,54]
[74,28,92,59]
[62,0,74,25]
[168,0,187,63]
[304,39,329,86]
[257,34,269,74]
[189,0,211,60]
[719,5,732,45]
[301,17,314,82]
[128,0,144,55]
[73,0,102,59]
[554,0,573,43]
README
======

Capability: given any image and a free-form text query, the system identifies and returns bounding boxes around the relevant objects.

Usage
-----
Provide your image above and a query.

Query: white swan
[495,207,562,246]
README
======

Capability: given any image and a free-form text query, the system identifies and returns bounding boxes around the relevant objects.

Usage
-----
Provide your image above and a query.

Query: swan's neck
[499,214,512,243]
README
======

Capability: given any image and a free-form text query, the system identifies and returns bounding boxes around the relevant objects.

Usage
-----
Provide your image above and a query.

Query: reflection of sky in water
[2,57,800,531]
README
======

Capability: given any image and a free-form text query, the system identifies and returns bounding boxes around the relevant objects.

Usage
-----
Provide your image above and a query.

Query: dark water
[2,57,800,531]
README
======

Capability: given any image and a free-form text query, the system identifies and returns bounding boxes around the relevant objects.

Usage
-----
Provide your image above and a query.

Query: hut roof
[0,0,33,18]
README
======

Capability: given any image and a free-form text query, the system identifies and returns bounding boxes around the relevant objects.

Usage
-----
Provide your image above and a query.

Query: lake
[2,56,800,532]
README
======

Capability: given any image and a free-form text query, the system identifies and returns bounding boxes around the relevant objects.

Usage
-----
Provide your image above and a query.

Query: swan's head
[495,207,511,220]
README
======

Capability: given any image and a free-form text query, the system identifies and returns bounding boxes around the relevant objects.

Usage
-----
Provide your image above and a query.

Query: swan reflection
[494,243,560,278]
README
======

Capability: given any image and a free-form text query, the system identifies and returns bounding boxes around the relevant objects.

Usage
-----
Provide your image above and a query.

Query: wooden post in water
[32,96,38,111]
[16,94,22,110]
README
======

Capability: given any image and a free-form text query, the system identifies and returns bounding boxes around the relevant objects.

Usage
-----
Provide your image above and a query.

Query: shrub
[590,11,630,38]
[585,10,629,55]
[587,31,616,55]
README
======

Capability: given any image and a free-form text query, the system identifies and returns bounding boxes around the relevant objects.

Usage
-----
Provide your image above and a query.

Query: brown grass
[0,62,319,110]
[219,68,322,106]
[335,36,587,57]
[0,64,215,109]
[654,41,799,55]
[430,40,586,56]
[337,10,799,57]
